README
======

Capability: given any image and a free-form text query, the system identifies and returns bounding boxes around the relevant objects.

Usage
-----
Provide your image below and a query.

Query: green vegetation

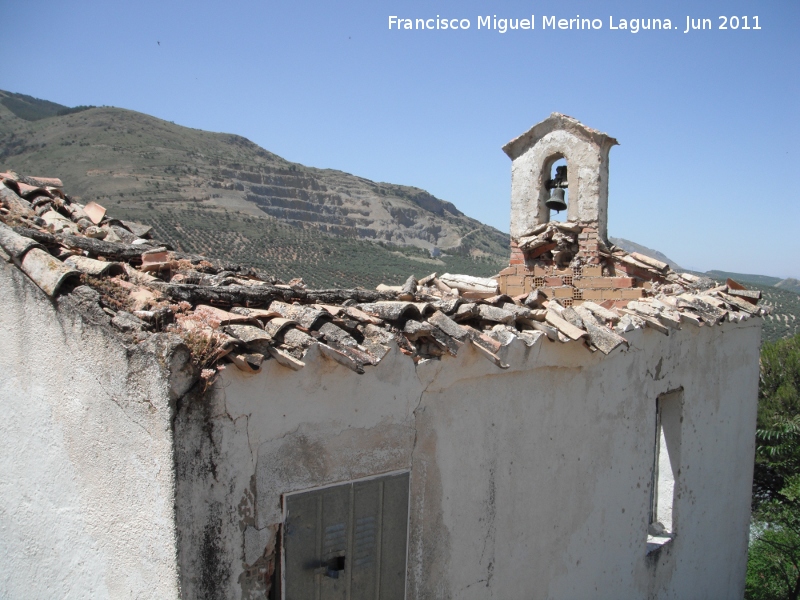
[0,90,94,122]
[707,270,784,288]
[759,287,800,344]
[0,89,509,289]
[703,273,800,343]
[747,334,800,600]
[129,205,503,288]
[776,280,800,295]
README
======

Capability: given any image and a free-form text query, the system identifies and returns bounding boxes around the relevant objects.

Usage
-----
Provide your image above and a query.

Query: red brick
[510,256,524,265]
[506,275,524,287]
[575,277,614,289]
[534,265,550,276]
[528,242,557,258]
[611,277,634,289]
[615,261,656,281]
[620,288,644,299]
[506,285,524,296]
[581,289,604,300]
[524,276,534,293]
[601,289,623,299]
[553,286,573,298]
[498,266,517,276]
[545,276,563,287]
[582,265,602,277]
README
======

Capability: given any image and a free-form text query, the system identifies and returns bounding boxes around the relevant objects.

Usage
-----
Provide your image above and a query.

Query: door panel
[284,473,409,600]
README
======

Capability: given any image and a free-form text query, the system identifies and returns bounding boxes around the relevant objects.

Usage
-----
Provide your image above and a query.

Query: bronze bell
[546,187,567,212]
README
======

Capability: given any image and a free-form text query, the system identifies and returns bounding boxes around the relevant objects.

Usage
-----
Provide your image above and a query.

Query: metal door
[284,472,409,600]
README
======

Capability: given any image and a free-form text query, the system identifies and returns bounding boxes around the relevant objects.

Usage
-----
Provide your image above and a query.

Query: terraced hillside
[736,285,800,343]
[3,90,797,335]
[0,90,509,284]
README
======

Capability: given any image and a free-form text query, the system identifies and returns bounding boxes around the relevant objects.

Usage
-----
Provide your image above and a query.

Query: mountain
[705,270,782,287]
[2,89,797,337]
[775,278,800,295]
[0,90,508,287]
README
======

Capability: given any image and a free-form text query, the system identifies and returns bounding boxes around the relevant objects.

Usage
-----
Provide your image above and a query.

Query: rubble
[0,170,770,379]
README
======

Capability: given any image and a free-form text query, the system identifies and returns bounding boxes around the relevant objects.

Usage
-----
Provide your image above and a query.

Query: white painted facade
[0,252,760,599]
[176,306,760,599]
[0,259,186,599]
[1,250,761,599]
[0,106,761,597]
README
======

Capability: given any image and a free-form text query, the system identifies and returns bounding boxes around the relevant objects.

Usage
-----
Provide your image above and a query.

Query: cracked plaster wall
[0,260,184,599]
[174,317,760,599]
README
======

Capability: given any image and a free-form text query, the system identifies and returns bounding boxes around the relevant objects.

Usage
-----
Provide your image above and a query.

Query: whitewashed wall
[0,261,187,599]
[176,314,760,599]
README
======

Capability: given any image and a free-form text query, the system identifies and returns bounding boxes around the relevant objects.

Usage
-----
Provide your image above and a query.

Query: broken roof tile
[19,247,80,296]
[83,201,106,225]
[264,317,299,339]
[194,304,260,326]
[64,255,124,277]
[267,346,305,370]
[0,171,768,380]
[357,301,421,321]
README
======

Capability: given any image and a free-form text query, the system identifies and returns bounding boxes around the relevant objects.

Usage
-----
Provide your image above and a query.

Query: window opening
[648,389,682,551]
[545,158,569,220]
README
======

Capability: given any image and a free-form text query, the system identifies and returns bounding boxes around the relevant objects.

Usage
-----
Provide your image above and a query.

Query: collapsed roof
[0,171,769,385]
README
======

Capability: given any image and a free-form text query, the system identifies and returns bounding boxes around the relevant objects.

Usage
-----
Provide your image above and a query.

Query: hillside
[774,277,800,294]
[705,270,782,287]
[700,274,800,343]
[2,89,798,341]
[0,90,508,287]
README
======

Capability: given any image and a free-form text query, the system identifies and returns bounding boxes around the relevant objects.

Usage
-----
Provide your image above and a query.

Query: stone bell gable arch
[502,113,618,244]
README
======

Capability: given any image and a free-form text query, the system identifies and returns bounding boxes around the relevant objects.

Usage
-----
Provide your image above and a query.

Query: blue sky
[2,0,798,277]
